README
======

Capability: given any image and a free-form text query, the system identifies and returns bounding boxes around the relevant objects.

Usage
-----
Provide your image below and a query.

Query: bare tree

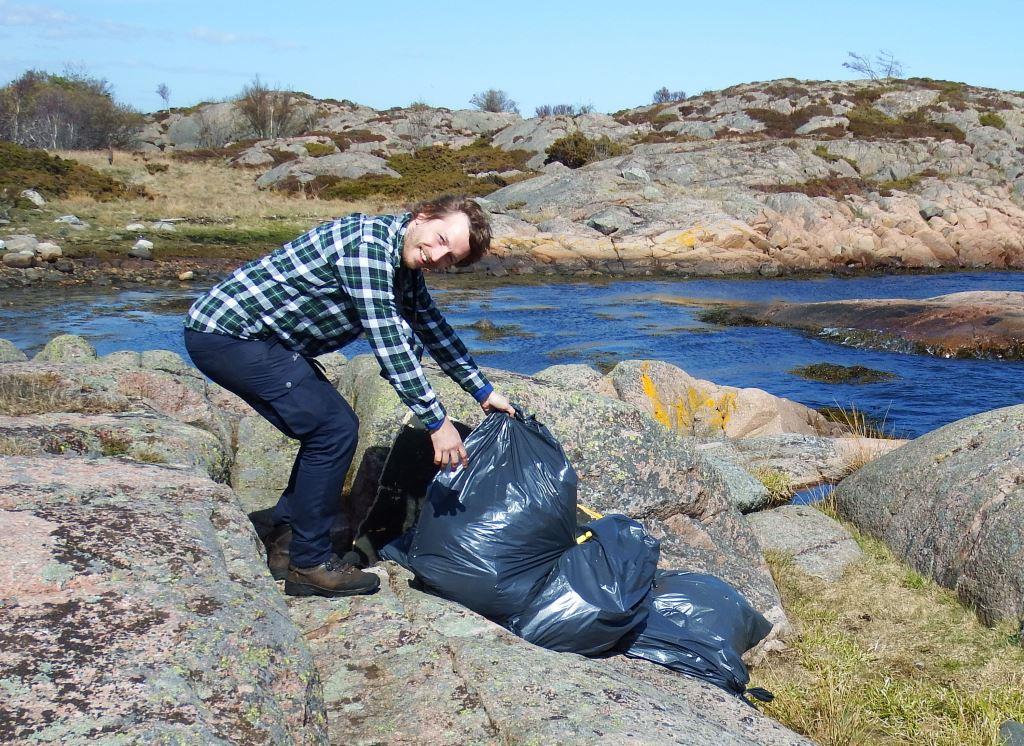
[469,89,519,114]
[0,68,140,149]
[875,50,904,78]
[236,76,303,139]
[843,50,904,80]
[405,100,433,147]
[652,87,687,104]
[534,103,595,118]
[156,83,170,110]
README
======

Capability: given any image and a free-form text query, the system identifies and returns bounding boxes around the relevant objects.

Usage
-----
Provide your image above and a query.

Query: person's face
[401,211,471,271]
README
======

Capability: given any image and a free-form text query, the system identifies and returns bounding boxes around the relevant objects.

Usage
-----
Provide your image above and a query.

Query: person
[182,194,514,599]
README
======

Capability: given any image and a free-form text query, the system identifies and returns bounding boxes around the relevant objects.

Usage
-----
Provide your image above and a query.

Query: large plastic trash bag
[508,514,659,655]
[620,571,773,695]
[407,411,579,622]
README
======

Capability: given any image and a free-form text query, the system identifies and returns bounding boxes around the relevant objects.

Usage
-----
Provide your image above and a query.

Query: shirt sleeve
[408,271,493,403]
[337,237,448,430]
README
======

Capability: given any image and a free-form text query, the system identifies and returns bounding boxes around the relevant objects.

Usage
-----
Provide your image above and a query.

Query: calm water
[2,271,1022,438]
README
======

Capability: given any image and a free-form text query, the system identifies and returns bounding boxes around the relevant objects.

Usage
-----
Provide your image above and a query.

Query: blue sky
[1,0,1021,115]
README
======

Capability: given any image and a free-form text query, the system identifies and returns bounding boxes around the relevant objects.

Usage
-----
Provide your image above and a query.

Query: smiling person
[182,195,514,599]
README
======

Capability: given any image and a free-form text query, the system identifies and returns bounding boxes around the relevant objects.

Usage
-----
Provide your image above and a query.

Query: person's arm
[337,238,448,431]
[408,272,516,417]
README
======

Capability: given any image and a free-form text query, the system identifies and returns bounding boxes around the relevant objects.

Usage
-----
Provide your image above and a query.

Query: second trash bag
[621,571,774,695]
[407,411,579,622]
[508,514,660,656]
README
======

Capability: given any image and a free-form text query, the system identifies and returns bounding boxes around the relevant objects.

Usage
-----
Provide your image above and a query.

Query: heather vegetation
[0,141,145,206]
[306,138,534,201]
[544,131,627,168]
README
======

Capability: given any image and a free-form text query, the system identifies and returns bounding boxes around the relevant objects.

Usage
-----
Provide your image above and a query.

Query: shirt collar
[394,212,413,269]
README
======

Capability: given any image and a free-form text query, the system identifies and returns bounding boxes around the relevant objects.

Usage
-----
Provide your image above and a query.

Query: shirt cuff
[472,383,494,404]
[419,401,447,431]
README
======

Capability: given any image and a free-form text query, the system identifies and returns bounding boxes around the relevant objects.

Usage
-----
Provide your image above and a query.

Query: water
[2,271,1021,438]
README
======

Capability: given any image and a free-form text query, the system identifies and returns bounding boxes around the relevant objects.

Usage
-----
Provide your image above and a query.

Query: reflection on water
[1,271,1022,438]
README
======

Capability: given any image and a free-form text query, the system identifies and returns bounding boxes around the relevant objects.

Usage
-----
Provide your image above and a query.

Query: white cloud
[187,25,300,51]
[0,3,300,50]
[188,26,244,45]
[0,1,76,27]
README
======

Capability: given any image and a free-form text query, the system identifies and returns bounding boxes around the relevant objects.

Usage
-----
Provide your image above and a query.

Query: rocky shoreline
[1,334,1021,742]
[4,240,1024,294]
[702,290,1024,359]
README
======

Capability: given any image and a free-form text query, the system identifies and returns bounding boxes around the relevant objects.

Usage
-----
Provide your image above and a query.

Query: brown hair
[407,194,491,267]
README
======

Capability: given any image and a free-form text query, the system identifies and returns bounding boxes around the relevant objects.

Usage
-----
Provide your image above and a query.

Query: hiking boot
[263,523,291,581]
[284,554,380,598]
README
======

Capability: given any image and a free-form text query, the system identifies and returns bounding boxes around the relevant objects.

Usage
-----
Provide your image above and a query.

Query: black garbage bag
[620,571,773,696]
[507,514,659,655]
[406,411,579,622]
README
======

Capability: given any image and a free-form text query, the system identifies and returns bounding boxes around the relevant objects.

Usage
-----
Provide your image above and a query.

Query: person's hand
[430,417,468,471]
[481,390,515,416]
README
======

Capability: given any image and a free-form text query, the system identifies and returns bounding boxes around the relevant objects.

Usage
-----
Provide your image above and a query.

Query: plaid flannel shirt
[185,212,492,430]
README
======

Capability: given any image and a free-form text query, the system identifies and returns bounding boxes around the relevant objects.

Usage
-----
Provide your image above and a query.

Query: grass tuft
[753,466,795,505]
[754,520,1024,745]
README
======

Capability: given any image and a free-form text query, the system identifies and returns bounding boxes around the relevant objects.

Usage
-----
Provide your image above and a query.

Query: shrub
[96,428,131,456]
[764,83,811,99]
[876,168,940,193]
[534,103,594,117]
[652,87,687,104]
[613,104,678,128]
[846,106,965,142]
[979,112,1006,129]
[545,132,626,168]
[266,148,299,166]
[842,50,904,80]
[170,138,258,163]
[144,162,169,174]
[303,141,335,157]
[812,145,860,171]
[331,129,387,151]
[0,140,146,204]
[315,138,533,202]
[752,176,875,200]
[235,76,306,139]
[0,68,142,149]
[469,89,518,114]
[744,104,833,137]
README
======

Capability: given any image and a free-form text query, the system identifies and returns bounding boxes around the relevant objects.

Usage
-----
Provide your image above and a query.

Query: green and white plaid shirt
[185,212,491,430]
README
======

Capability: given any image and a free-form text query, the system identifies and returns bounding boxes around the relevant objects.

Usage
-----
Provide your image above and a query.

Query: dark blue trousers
[184,328,358,568]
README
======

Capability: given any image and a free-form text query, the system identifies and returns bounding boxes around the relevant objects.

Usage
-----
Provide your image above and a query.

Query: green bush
[0,141,146,205]
[744,105,833,137]
[979,112,1006,129]
[304,141,335,157]
[846,106,965,142]
[752,176,875,200]
[314,138,534,202]
[544,132,626,168]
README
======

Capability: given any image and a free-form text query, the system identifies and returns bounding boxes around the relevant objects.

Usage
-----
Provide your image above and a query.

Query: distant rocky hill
[137,78,1024,276]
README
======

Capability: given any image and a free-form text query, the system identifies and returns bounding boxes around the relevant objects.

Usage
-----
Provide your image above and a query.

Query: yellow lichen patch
[673,225,710,248]
[638,364,736,436]
[639,362,671,428]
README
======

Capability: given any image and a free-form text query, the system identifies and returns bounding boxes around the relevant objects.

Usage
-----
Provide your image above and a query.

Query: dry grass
[51,149,384,226]
[0,374,122,416]
[0,436,37,456]
[752,466,795,505]
[752,526,1024,745]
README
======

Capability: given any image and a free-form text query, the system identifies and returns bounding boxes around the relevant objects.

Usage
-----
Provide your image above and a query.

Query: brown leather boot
[284,554,380,598]
[262,524,291,581]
